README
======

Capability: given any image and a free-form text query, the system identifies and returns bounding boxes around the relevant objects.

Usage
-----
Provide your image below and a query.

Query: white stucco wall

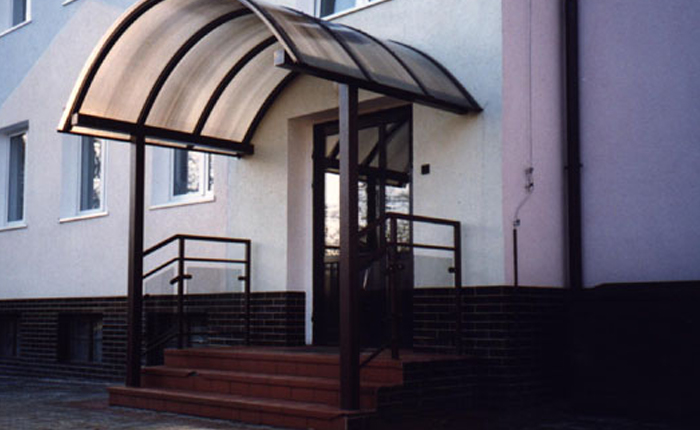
[579,0,700,286]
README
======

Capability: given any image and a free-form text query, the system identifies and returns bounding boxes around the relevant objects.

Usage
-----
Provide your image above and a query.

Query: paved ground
[0,376,693,430]
[0,376,275,430]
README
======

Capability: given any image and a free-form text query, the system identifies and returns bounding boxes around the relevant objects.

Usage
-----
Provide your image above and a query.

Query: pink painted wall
[502,0,566,287]
[579,0,700,286]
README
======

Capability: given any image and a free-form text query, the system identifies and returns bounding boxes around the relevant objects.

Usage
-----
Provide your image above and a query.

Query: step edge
[142,367,392,391]
[109,386,375,419]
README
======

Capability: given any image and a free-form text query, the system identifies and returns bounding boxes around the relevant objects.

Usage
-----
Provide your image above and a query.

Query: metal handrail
[356,212,463,365]
[142,234,252,351]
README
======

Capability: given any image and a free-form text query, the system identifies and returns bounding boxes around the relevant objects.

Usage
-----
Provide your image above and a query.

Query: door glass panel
[314,107,412,347]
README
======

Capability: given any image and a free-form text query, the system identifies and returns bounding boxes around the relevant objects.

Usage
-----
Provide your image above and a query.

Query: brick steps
[109,385,369,430]
[163,347,404,384]
[141,366,384,408]
[108,347,407,429]
[109,347,477,429]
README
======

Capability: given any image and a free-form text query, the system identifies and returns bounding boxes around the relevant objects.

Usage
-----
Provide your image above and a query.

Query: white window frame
[0,125,28,231]
[150,147,214,210]
[0,0,31,38]
[59,136,108,224]
[77,136,107,216]
[168,148,213,203]
[316,0,390,19]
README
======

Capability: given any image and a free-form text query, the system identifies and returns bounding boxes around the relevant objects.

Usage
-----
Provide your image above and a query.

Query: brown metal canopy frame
[58,0,481,411]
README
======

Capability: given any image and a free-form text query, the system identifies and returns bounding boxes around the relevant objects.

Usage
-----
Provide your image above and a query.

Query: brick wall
[145,292,306,347]
[570,282,700,419]
[0,297,127,381]
[0,292,305,381]
[377,356,480,414]
[413,286,567,404]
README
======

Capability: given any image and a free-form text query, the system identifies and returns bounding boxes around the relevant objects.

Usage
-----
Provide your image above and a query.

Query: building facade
[1,0,699,416]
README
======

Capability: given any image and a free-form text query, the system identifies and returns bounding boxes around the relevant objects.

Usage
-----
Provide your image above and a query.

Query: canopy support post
[126,135,146,388]
[339,84,360,410]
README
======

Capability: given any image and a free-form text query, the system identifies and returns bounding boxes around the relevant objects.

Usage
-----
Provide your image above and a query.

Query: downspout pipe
[564,0,583,290]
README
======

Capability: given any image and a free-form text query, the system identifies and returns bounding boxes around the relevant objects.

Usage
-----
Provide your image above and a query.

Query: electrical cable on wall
[513,0,536,287]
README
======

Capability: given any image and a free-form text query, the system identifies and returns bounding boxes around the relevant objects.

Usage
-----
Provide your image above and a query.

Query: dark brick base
[413,286,568,405]
[570,281,700,419]
[0,292,305,381]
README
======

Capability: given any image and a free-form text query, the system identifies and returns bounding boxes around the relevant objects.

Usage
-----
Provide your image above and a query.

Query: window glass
[59,314,103,363]
[7,132,26,223]
[79,137,104,212]
[172,149,212,198]
[12,0,27,26]
[0,316,19,357]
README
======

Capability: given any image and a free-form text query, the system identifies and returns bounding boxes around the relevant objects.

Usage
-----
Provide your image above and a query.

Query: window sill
[0,20,32,39]
[323,0,393,21]
[59,211,109,224]
[150,195,215,211]
[0,223,27,233]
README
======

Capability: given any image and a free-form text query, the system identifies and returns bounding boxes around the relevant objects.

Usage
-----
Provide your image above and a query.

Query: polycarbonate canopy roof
[59,0,480,156]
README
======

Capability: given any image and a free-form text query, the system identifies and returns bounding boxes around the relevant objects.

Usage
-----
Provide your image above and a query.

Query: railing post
[389,215,400,360]
[177,236,185,349]
[126,134,145,388]
[244,240,251,346]
[453,222,463,354]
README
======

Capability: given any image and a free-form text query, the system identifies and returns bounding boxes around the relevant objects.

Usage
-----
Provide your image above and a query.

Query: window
[171,149,213,201]
[79,136,105,213]
[58,314,103,363]
[317,0,377,17]
[1,0,29,33]
[172,149,212,199]
[59,136,108,222]
[0,127,27,228]
[150,147,214,208]
[0,315,19,358]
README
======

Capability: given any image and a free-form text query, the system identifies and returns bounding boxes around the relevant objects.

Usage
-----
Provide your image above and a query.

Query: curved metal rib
[137,9,253,126]
[310,15,374,82]
[194,36,277,136]
[65,0,165,127]
[391,40,482,111]
[349,27,431,98]
[242,72,299,145]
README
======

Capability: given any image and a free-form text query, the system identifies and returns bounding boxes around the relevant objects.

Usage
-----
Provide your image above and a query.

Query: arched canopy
[59,0,481,157]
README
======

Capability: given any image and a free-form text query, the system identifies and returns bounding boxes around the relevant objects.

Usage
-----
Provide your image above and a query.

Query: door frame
[311,105,413,346]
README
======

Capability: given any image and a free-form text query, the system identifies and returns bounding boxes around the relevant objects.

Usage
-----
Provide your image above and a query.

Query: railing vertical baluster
[244,240,251,346]
[389,215,400,360]
[177,236,185,349]
[453,222,463,354]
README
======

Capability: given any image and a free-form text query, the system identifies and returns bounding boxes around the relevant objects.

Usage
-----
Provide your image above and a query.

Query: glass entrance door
[312,106,413,347]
